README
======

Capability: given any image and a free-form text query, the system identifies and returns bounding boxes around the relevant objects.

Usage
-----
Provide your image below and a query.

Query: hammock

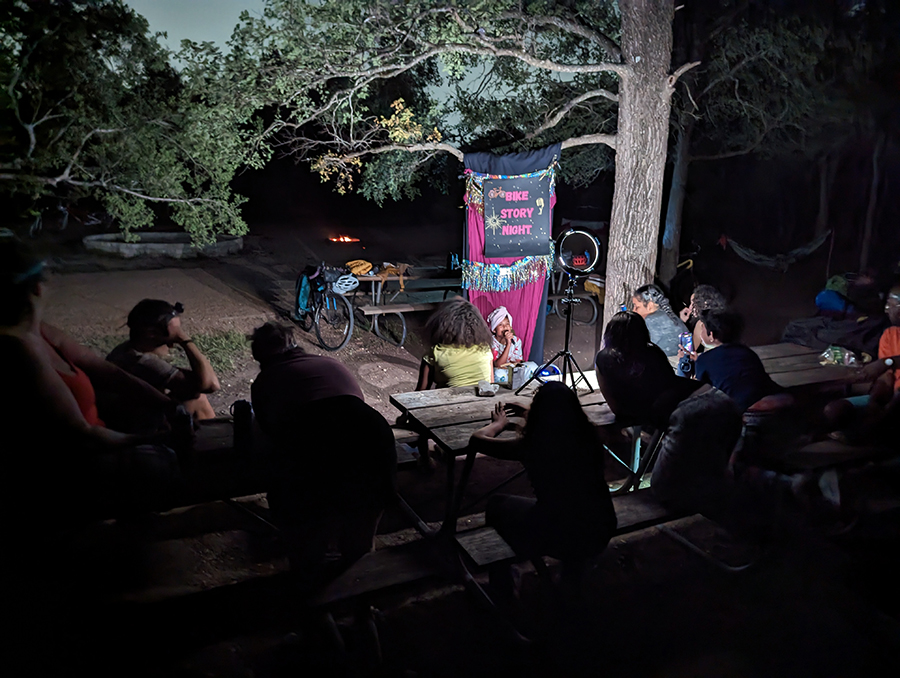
[722,231,831,272]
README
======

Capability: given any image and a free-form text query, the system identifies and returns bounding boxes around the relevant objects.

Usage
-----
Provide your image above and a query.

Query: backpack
[293,265,320,321]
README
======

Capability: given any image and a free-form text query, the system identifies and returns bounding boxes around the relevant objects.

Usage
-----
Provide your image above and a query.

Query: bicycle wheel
[555,296,598,326]
[315,290,354,351]
[373,312,407,347]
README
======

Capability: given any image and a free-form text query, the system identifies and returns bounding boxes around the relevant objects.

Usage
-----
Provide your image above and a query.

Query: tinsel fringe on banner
[464,165,557,215]
[462,251,555,292]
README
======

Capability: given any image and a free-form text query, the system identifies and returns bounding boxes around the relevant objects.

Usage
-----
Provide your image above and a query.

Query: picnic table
[750,342,857,391]
[666,342,858,393]
[354,272,461,346]
[390,385,617,532]
[391,343,867,529]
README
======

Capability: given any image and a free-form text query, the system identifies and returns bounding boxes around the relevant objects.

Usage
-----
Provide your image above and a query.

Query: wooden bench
[456,489,691,570]
[308,538,444,610]
[547,292,598,301]
[357,302,439,316]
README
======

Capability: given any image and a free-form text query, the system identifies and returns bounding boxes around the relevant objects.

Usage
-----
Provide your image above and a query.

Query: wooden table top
[750,343,857,390]
[390,343,861,454]
[390,386,614,456]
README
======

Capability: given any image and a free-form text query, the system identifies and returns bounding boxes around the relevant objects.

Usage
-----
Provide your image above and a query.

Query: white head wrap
[486,306,512,333]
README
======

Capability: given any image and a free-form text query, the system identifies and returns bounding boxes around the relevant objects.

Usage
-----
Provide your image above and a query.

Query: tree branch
[496,11,622,61]
[319,141,464,164]
[698,53,764,99]
[668,61,701,89]
[561,133,617,151]
[526,89,618,140]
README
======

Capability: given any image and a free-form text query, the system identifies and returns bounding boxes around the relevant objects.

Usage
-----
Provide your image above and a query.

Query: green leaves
[1,0,248,244]
[218,0,625,200]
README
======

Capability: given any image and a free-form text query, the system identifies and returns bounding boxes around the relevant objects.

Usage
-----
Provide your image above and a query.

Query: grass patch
[81,329,250,374]
[192,330,251,373]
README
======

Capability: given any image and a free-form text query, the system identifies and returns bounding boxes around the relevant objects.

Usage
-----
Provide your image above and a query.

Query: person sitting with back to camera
[595,311,741,514]
[693,309,783,412]
[631,283,689,357]
[486,305,539,385]
[469,381,616,597]
[416,296,493,390]
[249,321,397,585]
[594,311,699,429]
[107,299,220,423]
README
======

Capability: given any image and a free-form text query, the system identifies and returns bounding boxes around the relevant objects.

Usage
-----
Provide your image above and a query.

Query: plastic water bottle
[231,400,253,454]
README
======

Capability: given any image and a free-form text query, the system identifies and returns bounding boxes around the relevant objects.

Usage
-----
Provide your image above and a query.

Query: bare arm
[164,317,220,398]
[42,323,174,412]
[416,358,434,391]
[17,338,161,450]
[493,331,513,367]
[469,403,523,461]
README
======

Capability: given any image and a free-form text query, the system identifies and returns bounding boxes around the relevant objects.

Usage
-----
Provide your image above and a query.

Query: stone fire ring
[83,233,243,259]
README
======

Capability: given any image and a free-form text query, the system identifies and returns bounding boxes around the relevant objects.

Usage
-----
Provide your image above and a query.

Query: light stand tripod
[515,273,594,395]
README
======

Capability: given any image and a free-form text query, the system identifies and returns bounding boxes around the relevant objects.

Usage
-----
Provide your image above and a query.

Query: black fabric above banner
[483,175,552,257]
[464,143,562,175]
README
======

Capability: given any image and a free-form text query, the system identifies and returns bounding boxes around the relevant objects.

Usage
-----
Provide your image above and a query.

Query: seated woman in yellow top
[416,297,493,389]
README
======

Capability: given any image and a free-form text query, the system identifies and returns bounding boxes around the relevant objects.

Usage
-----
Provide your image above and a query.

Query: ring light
[556,229,601,276]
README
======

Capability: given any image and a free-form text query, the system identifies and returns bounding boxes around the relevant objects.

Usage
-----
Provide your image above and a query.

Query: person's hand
[490,402,510,428]
[167,316,191,346]
[677,347,685,359]
[679,307,691,322]
[502,328,513,345]
[854,359,887,384]
[502,402,529,419]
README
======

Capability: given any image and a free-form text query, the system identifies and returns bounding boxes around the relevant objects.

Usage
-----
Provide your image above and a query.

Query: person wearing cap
[107,299,220,421]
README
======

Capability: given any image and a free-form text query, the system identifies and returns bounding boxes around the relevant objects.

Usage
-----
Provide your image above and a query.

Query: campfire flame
[329,235,360,243]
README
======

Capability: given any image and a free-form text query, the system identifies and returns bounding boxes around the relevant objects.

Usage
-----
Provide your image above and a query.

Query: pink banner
[466,194,556,357]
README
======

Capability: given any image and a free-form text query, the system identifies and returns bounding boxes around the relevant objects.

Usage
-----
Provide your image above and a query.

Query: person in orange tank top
[1,230,183,521]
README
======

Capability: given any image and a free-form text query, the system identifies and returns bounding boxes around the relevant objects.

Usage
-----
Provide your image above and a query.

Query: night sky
[127,0,264,51]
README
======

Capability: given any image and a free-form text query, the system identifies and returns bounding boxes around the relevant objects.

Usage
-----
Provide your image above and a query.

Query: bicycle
[293,264,356,351]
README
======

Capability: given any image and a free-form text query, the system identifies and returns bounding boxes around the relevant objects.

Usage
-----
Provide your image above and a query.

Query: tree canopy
[224,0,646,201]
[222,0,686,325]
[0,0,250,243]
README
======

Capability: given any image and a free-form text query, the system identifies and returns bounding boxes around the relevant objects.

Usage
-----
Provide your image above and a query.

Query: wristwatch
[886,358,895,368]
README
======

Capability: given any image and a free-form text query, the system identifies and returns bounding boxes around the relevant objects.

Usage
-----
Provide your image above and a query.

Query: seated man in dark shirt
[694,309,782,412]
[249,322,397,584]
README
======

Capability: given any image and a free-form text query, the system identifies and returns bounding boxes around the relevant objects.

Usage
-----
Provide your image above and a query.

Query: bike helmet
[332,274,360,295]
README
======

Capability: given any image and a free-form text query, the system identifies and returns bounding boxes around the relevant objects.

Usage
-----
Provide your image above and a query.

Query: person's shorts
[844,395,871,408]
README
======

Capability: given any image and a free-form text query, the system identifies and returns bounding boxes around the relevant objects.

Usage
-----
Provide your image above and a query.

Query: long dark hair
[425,297,492,348]
[601,311,651,359]
[521,382,600,461]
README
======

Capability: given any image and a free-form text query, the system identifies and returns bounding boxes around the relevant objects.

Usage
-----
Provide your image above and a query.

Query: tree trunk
[659,119,693,286]
[859,134,884,272]
[814,153,838,236]
[604,0,676,330]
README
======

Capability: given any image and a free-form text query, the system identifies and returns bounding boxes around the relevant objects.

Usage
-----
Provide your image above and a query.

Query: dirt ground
[20,221,900,677]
